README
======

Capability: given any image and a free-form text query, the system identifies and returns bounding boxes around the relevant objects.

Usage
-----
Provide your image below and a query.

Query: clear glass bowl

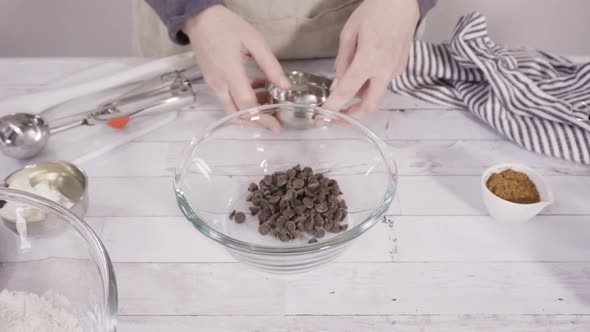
[174,104,397,274]
[0,188,117,331]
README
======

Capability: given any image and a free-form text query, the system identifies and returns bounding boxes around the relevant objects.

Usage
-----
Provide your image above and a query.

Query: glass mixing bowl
[174,104,397,274]
[0,188,117,331]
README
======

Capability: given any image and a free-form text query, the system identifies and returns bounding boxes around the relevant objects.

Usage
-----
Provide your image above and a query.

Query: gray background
[1,0,588,57]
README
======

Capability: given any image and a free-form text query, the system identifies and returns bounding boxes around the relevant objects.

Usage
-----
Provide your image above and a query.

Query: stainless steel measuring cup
[266,71,333,129]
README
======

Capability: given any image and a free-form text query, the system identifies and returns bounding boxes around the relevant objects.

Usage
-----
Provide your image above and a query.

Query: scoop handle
[0,52,197,116]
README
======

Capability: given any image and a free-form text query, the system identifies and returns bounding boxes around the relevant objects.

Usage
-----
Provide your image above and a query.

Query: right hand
[183,5,291,129]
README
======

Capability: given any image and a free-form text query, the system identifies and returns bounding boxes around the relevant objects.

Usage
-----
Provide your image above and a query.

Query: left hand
[323,0,420,117]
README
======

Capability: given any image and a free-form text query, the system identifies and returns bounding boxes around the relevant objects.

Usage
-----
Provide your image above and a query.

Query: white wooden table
[1,58,589,332]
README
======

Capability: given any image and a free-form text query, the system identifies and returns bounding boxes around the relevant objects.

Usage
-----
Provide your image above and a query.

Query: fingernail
[330,78,338,92]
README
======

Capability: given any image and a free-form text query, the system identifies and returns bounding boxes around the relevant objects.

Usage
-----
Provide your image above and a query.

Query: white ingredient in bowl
[0,289,82,332]
[0,177,74,221]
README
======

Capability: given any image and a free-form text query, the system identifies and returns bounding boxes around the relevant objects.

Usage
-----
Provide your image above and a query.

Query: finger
[333,27,357,90]
[342,78,387,118]
[246,36,291,90]
[229,69,260,111]
[228,70,281,131]
[323,58,369,111]
[216,88,238,115]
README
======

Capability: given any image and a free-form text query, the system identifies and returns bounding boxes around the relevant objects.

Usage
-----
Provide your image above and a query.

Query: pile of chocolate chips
[229,165,348,243]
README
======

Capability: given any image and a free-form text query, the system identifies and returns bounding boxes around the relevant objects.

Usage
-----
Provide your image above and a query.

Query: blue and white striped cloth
[391,12,590,165]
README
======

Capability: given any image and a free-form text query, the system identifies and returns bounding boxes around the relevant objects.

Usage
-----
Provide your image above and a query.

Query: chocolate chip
[263,175,274,186]
[292,178,305,189]
[279,199,290,211]
[304,220,314,231]
[307,180,319,190]
[277,216,288,227]
[269,195,281,204]
[234,212,246,224]
[285,221,296,232]
[279,231,292,242]
[258,224,271,235]
[283,189,296,202]
[308,237,318,244]
[324,222,334,232]
[295,188,305,197]
[340,224,349,232]
[246,192,254,202]
[314,214,324,227]
[292,164,302,172]
[276,175,288,187]
[294,205,307,216]
[303,197,315,209]
[338,200,347,209]
[249,206,260,216]
[319,177,329,186]
[258,211,270,224]
[286,169,297,179]
[248,183,259,192]
[229,210,236,220]
[312,227,325,238]
[252,196,261,206]
[303,166,313,174]
[297,220,305,231]
[331,225,342,233]
[315,202,328,213]
[0,200,5,209]
[282,208,295,219]
[304,187,316,198]
[334,210,343,222]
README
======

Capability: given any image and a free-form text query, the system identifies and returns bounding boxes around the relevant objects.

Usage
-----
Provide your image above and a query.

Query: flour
[0,289,82,332]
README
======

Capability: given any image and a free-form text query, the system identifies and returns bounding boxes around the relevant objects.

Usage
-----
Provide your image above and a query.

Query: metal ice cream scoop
[0,67,201,159]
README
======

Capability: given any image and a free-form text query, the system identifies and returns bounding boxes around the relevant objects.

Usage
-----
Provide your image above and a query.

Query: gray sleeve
[145,0,224,45]
[418,0,437,19]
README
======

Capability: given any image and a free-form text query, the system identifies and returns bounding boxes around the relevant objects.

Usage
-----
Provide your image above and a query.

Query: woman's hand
[323,0,420,117]
[183,5,290,129]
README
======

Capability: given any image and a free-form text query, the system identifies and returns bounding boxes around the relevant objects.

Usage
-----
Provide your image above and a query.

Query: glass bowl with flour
[0,188,117,331]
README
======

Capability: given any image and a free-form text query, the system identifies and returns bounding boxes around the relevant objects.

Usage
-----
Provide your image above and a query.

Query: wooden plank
[0,58,106,86]
[85,176,589,217]
[88,215,590,264]
[0,86,42,101]
[384,109,501,140]
[114,262,590,315]
[394,216,590,262]
[87,217,395,263]
[79,139,590,178]
[118,314,590,332]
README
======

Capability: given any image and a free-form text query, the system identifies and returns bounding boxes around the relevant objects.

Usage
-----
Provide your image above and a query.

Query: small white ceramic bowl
[481,163,554,223]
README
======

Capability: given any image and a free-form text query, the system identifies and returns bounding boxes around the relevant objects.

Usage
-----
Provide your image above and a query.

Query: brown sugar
[486,169,540,204]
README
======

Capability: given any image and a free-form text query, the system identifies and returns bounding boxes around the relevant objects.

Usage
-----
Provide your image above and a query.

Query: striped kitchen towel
[391,12,590,164]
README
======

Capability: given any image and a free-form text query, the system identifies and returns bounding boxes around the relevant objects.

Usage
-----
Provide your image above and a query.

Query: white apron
[132,0,362,59]
[132,0,427,59]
